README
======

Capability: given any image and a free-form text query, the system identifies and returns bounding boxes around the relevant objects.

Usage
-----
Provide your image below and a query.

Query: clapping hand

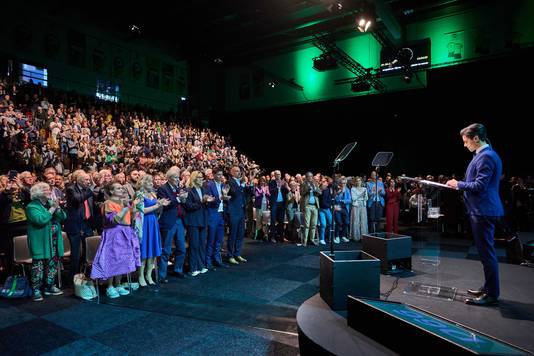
[203,194,215,203]
[158,198,171,207]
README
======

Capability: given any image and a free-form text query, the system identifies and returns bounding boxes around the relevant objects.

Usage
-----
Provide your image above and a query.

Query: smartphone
[8,170,18,182]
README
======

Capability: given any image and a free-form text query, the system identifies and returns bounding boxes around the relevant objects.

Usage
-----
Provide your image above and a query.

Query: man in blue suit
[64,170,94,284]
[157,167,187,282]
[447,123,503,306]
[205,169,229,269]
[226,166,253,265]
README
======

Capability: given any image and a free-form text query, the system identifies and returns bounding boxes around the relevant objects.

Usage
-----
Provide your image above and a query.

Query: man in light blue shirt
[367,171,385,233]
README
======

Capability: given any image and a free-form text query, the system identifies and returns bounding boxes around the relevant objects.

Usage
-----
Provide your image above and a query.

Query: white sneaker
[319,240,326,245]
[106,287,120,299]
[191,271,200,277]
[334,237,340,244]
[116,286,130,296]
[341,237,350,243]
[200,268,208,274]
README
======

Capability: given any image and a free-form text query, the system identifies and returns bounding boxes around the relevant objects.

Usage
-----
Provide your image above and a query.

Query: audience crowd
[1,77,532,302]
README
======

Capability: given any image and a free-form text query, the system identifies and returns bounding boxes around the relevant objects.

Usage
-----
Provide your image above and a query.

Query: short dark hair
[460,123,487,141]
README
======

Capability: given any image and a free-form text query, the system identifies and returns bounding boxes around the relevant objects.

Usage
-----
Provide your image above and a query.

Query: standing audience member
[157,167,187,282]
[91,183,141,298]
[268,170,288,243]
[350,176,368,241]
[184,171,213,276]
[367,171,385,233]
[205,169,229,269]
[64,170,94,284]
[26,182,66,301]
[385,179,401,234]
[137,175,169,286]
[300,172,321,246]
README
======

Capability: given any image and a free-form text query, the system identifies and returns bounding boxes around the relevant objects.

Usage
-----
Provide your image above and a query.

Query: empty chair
[84,235,102,303]
[13,235,32,276]
[57,232,71,288]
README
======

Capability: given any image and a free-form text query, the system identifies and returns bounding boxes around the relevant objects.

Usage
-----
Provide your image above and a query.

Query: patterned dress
[91,201,141,279]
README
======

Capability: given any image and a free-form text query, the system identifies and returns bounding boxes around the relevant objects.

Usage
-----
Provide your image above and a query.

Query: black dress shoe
[214,262,229,268]
[206,265,216,271]
[465,294,499,306]
[467,288,485,297]
[159,278,169,284]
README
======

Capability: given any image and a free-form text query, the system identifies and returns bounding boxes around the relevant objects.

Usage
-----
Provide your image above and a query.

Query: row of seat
[12,234,102,294]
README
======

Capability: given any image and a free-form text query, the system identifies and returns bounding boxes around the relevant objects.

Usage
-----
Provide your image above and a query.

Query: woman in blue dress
[135,175,170,286]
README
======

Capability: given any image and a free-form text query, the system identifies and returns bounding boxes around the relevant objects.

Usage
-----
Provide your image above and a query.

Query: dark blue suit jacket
[184,187,208,227]
[204,180,223,214]
[227,178,251,218]
[157,182,184,230]
[268,180,289,207]
[457,146,504,216]
[64,184,94,234]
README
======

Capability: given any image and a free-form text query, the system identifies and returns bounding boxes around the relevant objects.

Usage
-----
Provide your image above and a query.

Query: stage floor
[1,230,533,354]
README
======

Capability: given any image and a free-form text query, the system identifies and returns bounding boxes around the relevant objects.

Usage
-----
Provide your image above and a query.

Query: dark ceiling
[18,0,487,63]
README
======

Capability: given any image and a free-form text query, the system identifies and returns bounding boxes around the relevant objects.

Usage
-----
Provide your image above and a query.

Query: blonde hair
[137,174,154,192]
[188,171,203,188]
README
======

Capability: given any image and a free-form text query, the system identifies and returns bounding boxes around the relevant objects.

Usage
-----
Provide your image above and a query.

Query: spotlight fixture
[356,2,375,32]
[351,80,371,92]
[129,24,141,34]
[312,53,338,71]
[357,16,372,32]
[326,2,343,12]
[213,58,223,64]
[268,81,276,88]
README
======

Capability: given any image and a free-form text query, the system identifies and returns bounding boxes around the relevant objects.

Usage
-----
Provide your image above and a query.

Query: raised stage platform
[297,252,534,355]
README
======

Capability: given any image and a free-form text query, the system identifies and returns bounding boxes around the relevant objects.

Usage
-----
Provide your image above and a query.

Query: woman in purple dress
[91,183,141,299]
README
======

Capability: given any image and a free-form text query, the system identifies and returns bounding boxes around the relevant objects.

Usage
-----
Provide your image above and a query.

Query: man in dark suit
[205,169,228,269]
[227,166,253,265]
[64,170,94,283]
[157,167,187,281]
[268,170,289,243]
[447,123,503,306]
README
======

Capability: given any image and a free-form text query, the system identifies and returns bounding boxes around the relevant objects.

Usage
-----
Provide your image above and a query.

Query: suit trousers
[469,215,500,298]
[159,219,186,278]
[303,205,318,245]
[188,225,207,273]
[228,212,245,258]
[206,211,225,266]
[67,220,93,282]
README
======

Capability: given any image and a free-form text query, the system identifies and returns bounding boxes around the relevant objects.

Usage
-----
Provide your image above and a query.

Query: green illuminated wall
[226,1,534,111]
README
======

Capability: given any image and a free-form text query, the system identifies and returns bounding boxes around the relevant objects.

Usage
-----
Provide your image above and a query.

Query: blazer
[184,187,208,227]
[26,200,66,259]
[268,180,289,206]
[64,184,94,234]
[157,182,185,230]
[299,182,321,210]
[457,146,504,216]
[204,180,223,213]
[227,177,251,217]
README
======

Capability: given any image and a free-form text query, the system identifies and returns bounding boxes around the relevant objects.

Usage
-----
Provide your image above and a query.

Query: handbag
[73,273,97,300]
[0,275,33,298]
